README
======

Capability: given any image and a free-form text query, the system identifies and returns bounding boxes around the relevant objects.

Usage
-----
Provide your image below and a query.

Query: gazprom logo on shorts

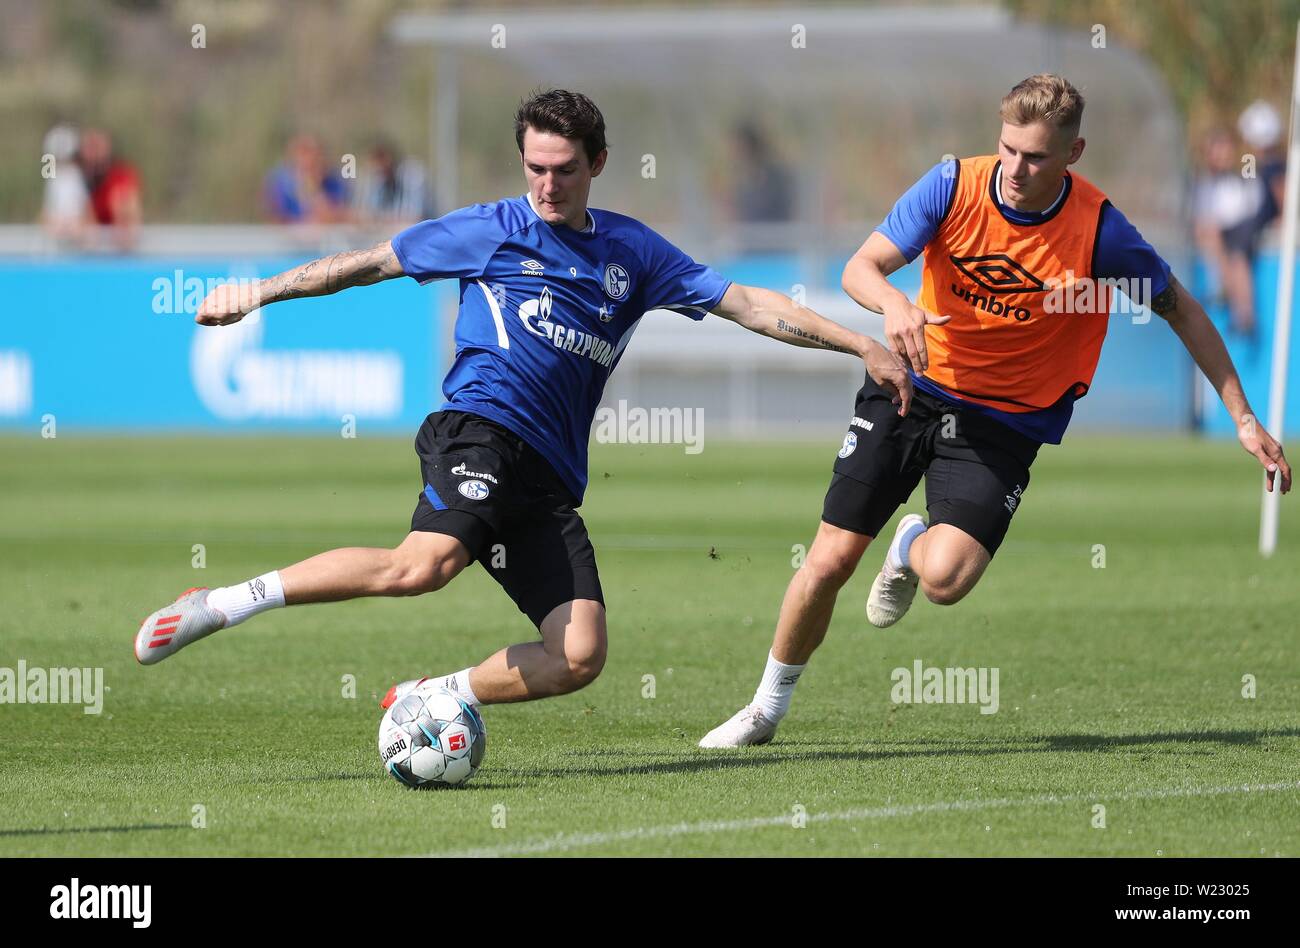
[451,463,498,485]
[838,431,858,458]
[518,286,617,368]
[457,479,490,501]
[603,263,630,300]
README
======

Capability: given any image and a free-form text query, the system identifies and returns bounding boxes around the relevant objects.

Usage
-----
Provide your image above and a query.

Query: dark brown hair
[514,89,607,165]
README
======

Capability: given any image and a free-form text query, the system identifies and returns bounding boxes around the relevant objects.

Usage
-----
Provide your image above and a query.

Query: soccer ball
[378,683,486,788]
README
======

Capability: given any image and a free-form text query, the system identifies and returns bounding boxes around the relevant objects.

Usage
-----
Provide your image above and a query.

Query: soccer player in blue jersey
[134,90,912,711]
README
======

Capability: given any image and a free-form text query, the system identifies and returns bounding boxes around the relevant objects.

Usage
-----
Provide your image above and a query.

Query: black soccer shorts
[821,371,1041,556]
[410,410,604,627]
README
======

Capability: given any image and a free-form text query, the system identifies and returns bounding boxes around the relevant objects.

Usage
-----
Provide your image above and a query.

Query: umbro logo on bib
[949,254,1045,294]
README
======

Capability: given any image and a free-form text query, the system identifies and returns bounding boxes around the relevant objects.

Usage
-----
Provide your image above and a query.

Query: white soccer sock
[889,519,928,572]
[431,667,481,707]
[752,651,806,723]
[206,571,286,628]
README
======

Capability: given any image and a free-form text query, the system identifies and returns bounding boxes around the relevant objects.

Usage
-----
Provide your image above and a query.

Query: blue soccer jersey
[392,196,732,502]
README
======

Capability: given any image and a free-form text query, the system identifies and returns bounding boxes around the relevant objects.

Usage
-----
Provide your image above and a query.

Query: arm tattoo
[1150,277,1178,316]
[260,241,402,305]
[775,317,851,353]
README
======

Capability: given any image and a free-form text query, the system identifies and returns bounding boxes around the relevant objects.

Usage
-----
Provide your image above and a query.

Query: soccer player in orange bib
[702,74,1291,747]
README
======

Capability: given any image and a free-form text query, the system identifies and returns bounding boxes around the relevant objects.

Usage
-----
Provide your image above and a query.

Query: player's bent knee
[539,600,607,692]
[546,640,605,694]
[563,644,606,691]
[568,621,608,686]
[921,577,971,606]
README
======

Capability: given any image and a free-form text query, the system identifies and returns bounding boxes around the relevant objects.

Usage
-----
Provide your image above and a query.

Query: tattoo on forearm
[261,241,401,305]
[776,317,851,353]
[283,258,322,299]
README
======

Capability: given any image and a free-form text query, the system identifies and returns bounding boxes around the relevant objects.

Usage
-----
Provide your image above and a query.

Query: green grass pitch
[0,432,1296,857]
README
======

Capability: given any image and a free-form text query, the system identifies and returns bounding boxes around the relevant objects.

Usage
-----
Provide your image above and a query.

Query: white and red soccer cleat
[133,587,228,665]
[380,677,429,710]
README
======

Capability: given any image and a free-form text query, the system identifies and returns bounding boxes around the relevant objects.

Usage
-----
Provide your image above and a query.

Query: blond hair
[1000,74,1084,137]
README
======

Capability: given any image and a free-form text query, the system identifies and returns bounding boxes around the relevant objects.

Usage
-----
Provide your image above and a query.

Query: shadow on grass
[500,727,1300,779]
[268,771,374,782]
[777,728,1298,752]
[243,770,519,791]
[0,823,188,838]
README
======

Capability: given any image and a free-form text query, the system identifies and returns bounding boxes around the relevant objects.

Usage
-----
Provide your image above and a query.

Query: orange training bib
[917,155,1111,412]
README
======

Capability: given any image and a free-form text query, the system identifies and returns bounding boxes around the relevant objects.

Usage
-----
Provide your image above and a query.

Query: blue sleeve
[874,160,957,262]
[391,203,514,284]
[263,168,294,219]
[322,173,349,205]
[640,229,732,320]
[1093,203,1172,297]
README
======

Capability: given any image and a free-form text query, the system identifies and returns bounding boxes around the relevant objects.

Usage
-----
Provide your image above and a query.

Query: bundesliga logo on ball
[378,683,486,788]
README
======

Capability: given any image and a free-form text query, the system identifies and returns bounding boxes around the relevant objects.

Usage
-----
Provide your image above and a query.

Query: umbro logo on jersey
[520,259,545,275]
[950,254,1045,294]
[850,416,875,431]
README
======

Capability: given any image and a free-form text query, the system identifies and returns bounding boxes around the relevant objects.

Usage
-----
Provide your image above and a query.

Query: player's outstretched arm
[1156,275,1291,493]
[195,240,405,326]
[842,232,950,375]
[711,282,914,416]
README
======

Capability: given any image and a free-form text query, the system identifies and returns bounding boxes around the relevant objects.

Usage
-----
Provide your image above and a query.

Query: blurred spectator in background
[351,141,429,228]
[1239,100,1286,232]
[726,122,795,224]
[1193,127,1265,337]
[39,123,89,243]
[263,134,349,224]
[80,127,142,252]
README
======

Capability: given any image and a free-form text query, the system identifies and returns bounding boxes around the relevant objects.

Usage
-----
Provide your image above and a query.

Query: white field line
[413,781,1300,858]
